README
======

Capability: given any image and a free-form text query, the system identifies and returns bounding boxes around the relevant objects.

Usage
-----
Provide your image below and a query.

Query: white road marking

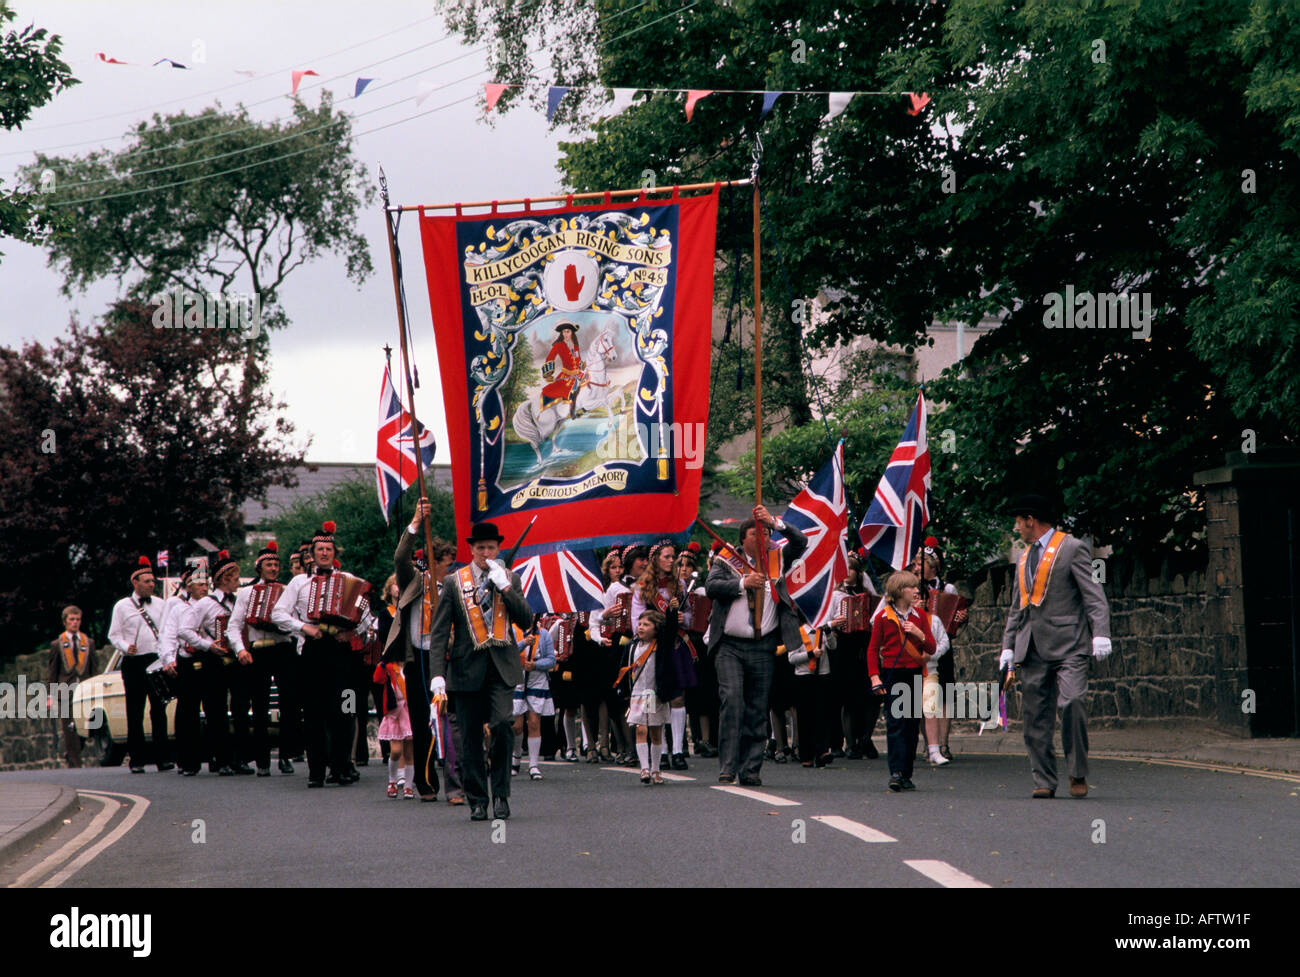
[710,785,800,806]
[812,814,897,843]
[41,790,151,889]
[904,859,991,888]
[10,794,114,889]
[601,766,695,782]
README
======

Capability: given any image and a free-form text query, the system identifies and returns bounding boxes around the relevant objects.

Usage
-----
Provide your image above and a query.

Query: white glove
[999,649,1015,669]
[1092,636,1112,660]
[487,562,511,591]
[430,676,446,697]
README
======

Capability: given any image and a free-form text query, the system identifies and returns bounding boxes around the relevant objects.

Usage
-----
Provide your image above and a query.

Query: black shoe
[256,766,271,777]
[278,758,294,775]
[888,776,902,792]
[182,768,199,777]
[671,753,688,770]
[217,765,236,777]
[815,753,832,768]
[846,749,863,759]
[493,796,510,820]
[233,763,256,776]
[470,803,489,821]
[308,779,324,788]
[325,773,342,784]
[830,747,846,759]
[157,761,175,772]
[864,741,879,760]
[657,754,668,771]
[718,773,736,784]
[355,758,369,766]
[900,777,916,791]
[342,768,361,784]
[773,751,788,764]
[738,776,762,787]
[764,742,776,760]
[130,765,145,774]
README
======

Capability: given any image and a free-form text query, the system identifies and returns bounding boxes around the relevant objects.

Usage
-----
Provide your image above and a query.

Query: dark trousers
[793,674,833,763]
[121,652,170,767]
[452,669,514,806]
[405,646,441,797]
[880,666,922,778]
[1019,642,1091,790]
[59,714,83,767]
[176,654,231,771]
[231,649,273,769]
[715,632,778,779]
[302,636,352,781]
[267,643,302,759]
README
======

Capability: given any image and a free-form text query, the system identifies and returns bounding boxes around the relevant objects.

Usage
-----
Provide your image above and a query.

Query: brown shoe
[1069,777,1088,797]
[1032,787,1055,799]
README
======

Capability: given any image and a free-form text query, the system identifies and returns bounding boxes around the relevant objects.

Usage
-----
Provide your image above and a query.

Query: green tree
[443,0,1300,566]
[0,0,77,259]
[267,475,457,591]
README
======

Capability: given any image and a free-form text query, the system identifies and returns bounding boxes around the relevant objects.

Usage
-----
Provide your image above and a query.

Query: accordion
[685,593,712,634]
[551,616,575,662]
[601,592,632,640]
[247,581,285,628]
[307,572,372,630]
[205,612,235,664]
[837,592,871,633]
[925,590,971,635]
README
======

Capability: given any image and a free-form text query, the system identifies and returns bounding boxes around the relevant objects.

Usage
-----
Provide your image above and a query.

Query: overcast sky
[2,0,578,462]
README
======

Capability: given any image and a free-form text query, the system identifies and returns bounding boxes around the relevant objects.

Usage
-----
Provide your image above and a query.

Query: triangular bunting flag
[355,77,374,98]
[907,91,931,116]
[484,82,508,113]
[546,86,571,122]
[684,89,713,122]
[760,91,783,118]
[152,58,188,69]
[95,52,129,65]
[291,69,318,95]
[606,87,638,116]
[825,92,853,120]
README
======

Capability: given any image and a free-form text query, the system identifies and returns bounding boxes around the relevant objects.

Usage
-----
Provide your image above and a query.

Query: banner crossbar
[389,178,750,213]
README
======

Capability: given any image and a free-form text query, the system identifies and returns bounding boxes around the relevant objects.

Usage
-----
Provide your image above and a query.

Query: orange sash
[457,564,508,646]
[1017,530,1068,608]
[60,631,89,673]
[881,603,932,667]
[612,639,656,689]
[513,624,540,665]
[420,569,435,634]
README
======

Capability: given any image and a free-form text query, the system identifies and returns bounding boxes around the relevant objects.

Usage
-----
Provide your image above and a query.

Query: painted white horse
[512,327,627,465]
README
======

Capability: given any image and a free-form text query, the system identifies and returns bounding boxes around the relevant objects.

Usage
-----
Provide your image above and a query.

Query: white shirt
[179,589,237,653]
[157,593,196,665]
[227,582,290,654]
[108,593,165,657]
[270,570,375,650]
[720,560,778,639]
[589,580,630,639]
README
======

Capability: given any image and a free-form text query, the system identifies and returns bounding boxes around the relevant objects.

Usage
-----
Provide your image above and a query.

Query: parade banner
[419,188,719,558]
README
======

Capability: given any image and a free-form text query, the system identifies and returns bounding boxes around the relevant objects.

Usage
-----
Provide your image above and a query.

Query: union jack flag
[774,441,849,629]
[375,363,437,523]
[511,549,606,614]
[858,392,931,571]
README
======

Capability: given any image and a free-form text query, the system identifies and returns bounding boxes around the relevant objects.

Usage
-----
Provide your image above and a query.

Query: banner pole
[751,157,768,631]
[379,166,436,562]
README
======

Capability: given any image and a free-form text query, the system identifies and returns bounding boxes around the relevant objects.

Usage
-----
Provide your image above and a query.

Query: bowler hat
[1008,493,1056,523]
[466,522,506,545]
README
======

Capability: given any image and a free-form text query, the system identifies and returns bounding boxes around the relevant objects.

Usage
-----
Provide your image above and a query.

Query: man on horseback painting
[540,321,584,416]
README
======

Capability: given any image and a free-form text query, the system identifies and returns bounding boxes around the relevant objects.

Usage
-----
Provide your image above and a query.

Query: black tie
[1028,541,1041,580]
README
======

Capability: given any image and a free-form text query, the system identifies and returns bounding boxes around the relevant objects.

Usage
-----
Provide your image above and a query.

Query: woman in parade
[584,548,625,763]
[631,540,697,770]
[678,544,718,758]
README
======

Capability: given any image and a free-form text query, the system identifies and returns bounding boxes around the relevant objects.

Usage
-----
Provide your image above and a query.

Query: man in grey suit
[428,521,532,821]
[705,504,808,786]
[1000,494,1112,798]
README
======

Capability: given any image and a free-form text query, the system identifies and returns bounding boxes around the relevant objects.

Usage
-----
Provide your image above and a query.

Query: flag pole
[379,166,436,562]
[751,144,767,631]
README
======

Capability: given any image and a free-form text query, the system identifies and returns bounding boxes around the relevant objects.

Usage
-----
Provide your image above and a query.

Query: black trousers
[230,649,273,769]
[267,643,302,759]
[302,636,352,781]
[715,632,779,779]
[176,654,231,771]
[121,652,170,767]
[452,668,514,806]
[880,666,922,779]
[793,674,833,763]
[405,646,441,797]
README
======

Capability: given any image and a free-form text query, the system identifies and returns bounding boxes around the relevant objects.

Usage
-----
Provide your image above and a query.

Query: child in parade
[512,615,557,780]
[376,643,414,798]
[619,602,681,785]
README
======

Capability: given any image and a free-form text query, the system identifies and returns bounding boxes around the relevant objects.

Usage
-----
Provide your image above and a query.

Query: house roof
[240,462,453,527]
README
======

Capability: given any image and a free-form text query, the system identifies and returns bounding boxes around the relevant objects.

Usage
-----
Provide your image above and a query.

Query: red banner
[419,188,719,560]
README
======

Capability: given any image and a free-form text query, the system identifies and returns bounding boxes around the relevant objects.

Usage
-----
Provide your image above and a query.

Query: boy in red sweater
[868,571,938,791]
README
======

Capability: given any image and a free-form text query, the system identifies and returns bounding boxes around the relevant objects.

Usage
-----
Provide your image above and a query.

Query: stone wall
[0,647,114,771]
[950,556,1229,731]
